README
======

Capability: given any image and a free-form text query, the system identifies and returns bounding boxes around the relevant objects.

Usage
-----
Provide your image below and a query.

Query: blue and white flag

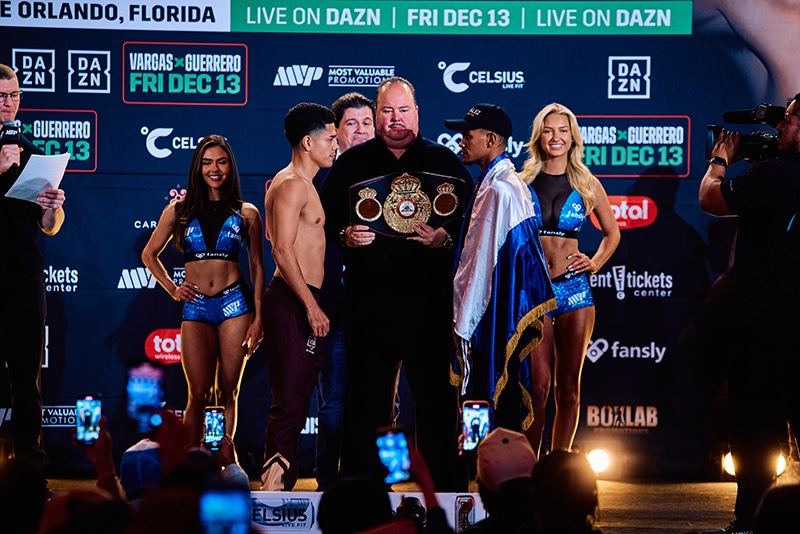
[451,156,555,429]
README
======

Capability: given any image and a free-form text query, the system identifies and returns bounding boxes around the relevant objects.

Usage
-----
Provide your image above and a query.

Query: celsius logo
[252,497,313,527]
[585,338,666,364]
[141,127,202,159]
[586,405,658,429]
[441,61,470,93]
[439,61,524,93]
[145,329,182,364]
[118,267,158,289]
[590,195,657,231]
[590,265,673,300]
[274,65,323,86]
[144,127,173,158]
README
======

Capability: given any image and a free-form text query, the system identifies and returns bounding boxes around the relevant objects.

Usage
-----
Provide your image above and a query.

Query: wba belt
[349,171,466,237]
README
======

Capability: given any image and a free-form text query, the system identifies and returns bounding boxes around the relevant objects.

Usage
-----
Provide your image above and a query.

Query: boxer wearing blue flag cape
[447,103,556,432]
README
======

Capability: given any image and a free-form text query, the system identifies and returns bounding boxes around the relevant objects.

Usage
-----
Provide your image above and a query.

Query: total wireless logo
[145,329,181,364]
[439,60,524,93]
[591,195,656,231]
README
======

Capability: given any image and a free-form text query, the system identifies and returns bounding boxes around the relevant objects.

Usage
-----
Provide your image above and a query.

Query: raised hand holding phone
[126,362,164,435]
[376,425,411,484]
[75,394,102,446]
[462,400,490,451]
[203,406,225,451]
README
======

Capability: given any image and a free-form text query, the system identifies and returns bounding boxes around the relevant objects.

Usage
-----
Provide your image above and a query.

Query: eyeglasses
[0,91,23,103]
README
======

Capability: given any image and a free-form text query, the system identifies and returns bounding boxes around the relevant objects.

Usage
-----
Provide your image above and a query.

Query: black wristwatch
[708,156,727,168]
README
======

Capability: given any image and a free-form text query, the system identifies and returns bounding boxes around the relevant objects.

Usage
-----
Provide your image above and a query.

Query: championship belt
[349,171,466,237]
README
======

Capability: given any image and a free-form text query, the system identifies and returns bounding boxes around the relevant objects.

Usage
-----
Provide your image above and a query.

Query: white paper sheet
[4,152,70,203]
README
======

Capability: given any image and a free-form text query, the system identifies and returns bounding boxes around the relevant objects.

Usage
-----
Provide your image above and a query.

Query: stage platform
[44,474,776,533]
[45,459,800,533]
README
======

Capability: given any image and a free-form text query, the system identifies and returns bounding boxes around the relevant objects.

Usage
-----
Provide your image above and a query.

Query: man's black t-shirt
[720,156,800,335]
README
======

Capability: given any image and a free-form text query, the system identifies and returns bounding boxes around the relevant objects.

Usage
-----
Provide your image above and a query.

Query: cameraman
[699,93,800,534]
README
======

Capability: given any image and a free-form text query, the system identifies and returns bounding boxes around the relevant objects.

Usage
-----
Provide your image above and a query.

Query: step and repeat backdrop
[0,0,792,481]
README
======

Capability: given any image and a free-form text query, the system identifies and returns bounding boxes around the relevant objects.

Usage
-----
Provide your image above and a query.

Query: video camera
[0,120,20,145]
[705,102,784,161]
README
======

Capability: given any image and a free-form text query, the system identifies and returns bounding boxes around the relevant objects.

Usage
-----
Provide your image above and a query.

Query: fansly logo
[437,131,525,159]
[44,265,78,293]
[585,338,666,364]
[439,61,524,93]
[141,126,203,159]
[586,405,658,432]
[590,264,673,300]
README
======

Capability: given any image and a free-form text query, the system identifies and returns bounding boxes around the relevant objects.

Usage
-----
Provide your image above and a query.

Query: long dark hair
[173,134,243,250]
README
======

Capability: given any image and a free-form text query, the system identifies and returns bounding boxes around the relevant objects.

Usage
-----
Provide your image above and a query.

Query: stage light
[587,448,611,474]
[778,454,787,475]
[722,451,735,477]
[721,452,786,477]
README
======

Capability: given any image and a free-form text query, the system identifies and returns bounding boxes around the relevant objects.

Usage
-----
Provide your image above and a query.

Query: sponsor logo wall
[0,0,770,479]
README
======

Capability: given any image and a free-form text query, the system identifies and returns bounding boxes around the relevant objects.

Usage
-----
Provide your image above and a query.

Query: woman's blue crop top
[529,172,586,238]
[183,205,245,263]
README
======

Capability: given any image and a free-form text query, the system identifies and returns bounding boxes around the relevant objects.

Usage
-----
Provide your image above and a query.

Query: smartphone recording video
[203,406,225,451]
[462,400,490,451]
[376,426,411,485]
[75,394,102,446]
[126,362,165,435]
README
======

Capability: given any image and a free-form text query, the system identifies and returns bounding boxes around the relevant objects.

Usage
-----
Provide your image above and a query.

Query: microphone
[0,120,21,145]
[757,104,786,128]
[723,103,786,128]
[722,109,758,124]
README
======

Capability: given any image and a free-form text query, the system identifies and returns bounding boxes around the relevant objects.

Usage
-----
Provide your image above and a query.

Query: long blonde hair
[519,103,596,213]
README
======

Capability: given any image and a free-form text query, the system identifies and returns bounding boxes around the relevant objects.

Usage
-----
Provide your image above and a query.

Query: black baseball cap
[444,103,513,138]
